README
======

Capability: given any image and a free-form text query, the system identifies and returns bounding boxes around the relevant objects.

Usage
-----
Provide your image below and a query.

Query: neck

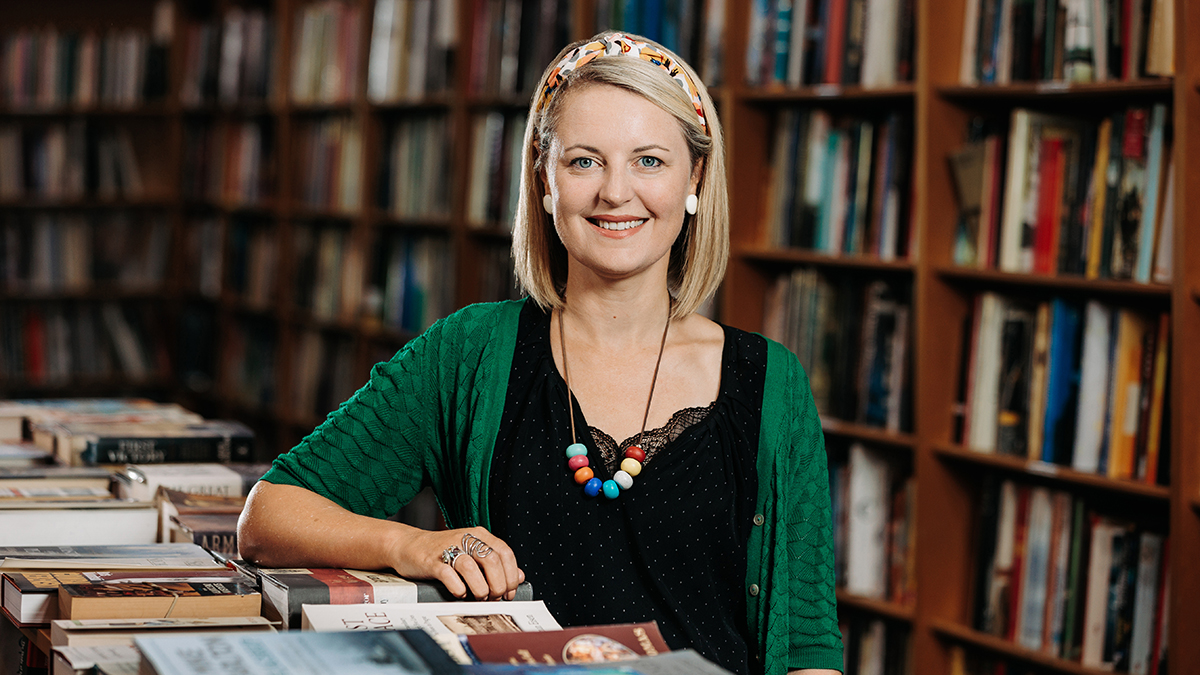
[560,277,672,348]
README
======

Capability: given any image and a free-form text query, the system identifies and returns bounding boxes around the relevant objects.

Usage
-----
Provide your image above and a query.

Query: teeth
[590,218,646,231]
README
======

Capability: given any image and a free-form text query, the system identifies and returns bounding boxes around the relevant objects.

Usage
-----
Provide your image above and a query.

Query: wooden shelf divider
[930,619,1125,675]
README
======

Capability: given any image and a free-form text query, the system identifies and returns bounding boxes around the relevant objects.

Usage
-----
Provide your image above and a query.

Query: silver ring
[440,546,465,567]
[462,533,493,559]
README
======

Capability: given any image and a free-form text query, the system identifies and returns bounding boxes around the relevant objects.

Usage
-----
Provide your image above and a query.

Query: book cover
[51,616,274,649]
[58,580,260,620]
[845,443,891,598]
[137,628,462,675]
[1105,310,1150,480]
[466,622,670,664]
[299,600,560,635]
[1016,487,1053,650]
[995,303,1034,457]
[0,544,224,571]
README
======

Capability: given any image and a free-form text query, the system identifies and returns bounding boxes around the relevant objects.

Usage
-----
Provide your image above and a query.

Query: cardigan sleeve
[781,351,843,671]
[258,320,446,520]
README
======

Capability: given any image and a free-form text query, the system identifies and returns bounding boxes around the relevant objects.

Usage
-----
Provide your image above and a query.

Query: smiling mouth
[587,218,647,231]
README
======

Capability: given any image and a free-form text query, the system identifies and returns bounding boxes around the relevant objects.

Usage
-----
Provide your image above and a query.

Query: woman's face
[542,83,701,286]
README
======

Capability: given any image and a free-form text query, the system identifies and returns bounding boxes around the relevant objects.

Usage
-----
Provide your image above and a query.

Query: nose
[598,166,632,206]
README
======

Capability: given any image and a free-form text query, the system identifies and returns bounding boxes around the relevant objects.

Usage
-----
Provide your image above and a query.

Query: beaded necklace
[558,306,671,499]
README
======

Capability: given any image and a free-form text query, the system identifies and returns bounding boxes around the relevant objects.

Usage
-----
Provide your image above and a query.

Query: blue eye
[638,156,663,168]
[571,157,595,169]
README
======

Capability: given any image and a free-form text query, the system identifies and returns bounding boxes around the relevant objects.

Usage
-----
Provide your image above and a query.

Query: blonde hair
[510,31,729,319]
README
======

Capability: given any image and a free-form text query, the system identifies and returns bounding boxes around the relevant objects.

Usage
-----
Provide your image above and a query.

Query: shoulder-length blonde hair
[510,31,729,319]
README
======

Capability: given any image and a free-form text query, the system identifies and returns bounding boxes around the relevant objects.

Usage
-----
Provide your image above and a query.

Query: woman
[239,32,842,675]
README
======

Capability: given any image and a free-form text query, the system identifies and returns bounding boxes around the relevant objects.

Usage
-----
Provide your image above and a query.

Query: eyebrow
[562,144,673,154]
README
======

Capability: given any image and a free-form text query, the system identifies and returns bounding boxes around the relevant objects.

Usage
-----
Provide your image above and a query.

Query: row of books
[181,120,274,207]
[951,104,1173,284]
[381,114,453,221]
[1,213,171,294]
[182,217,222,300]
[467,111,526,229]
[830,443,915,606]
[972,477,1169,673]
[225,221,278,311]
[839,616,910,675]
[594,0,724,86]
[466,0,573,99]
[219,317,276,412]
[368,0,458,103]
[179,7,274,107]
[366,232,457,335]
[0,123,148,202]
[763,109,913,258]
[0,302,168,388]
[475,243,523,304]
[289,331,361,424]
[746,0,916,88]
[290,1,364,105]
[0,543,720,674]
[292,223,360,323]
[763,271,911,432]
[0,4,172,111]
[958,293,1169,485]
[960,0,1174,85]
[296,116,363,214]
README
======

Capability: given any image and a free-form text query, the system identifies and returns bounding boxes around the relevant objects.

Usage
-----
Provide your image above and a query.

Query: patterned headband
[535,33,708,133]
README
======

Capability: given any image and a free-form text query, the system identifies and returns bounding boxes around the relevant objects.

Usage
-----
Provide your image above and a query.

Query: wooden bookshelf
[2,0,1197,673]
[836,589,916,623]
[930,619,1126,675]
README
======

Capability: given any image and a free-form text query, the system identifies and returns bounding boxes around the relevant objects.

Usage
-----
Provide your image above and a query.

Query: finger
[467,531,522,599]
[453,555,493,600]
[433,557,469,599]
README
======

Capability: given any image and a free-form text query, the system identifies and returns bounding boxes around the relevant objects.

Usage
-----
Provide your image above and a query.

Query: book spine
[81,434,253,465]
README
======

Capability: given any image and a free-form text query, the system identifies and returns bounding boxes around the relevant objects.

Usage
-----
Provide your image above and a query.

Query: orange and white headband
[535,33,708,133]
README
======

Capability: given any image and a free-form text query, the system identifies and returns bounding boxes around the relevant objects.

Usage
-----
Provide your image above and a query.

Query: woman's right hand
[390,526,526,601]
[240,482,524,601]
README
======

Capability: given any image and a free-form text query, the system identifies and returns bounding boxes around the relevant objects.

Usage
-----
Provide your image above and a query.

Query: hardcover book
[465,621,670,664]
[51,616,275,648]
[58,580,261,620]
[261,567,534,629]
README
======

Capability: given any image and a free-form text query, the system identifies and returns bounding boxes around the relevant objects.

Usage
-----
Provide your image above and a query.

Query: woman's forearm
[237,481,413,570]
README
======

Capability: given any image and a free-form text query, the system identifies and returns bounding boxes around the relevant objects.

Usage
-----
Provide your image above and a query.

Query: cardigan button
[748,584,760,596]
[753,514,764,526]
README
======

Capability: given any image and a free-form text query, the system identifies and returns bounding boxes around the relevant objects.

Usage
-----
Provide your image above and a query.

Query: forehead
[551,84,688,151]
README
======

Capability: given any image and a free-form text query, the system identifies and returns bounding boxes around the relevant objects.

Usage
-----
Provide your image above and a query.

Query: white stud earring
[685,194,698,215]
[543,194,553,214]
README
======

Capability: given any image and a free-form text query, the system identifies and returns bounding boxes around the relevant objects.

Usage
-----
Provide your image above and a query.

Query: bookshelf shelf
[835,589,916,623]
[181,103,277,117]
[822,418,916,450]
[466,227,515,242]
[741,247,915,274]
[287,103,358,116]
[0,105,174,119]
[0,199,175,210]
[937,80,1174,102]
[371,98,455,113]
[930,619,1121,675]
[932,444,1171,501]
[740,84,916,104]
[934,266,1174,300]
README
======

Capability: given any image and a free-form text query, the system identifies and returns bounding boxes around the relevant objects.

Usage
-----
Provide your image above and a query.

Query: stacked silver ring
[440,546,465,567]
[462,533,493,558]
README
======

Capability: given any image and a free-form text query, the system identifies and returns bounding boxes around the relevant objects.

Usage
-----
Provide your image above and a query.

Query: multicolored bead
[623,446,646,463]
[583,477,602,497]
[573,467,594,484]
[601,480,620,499]
[568,454,590,471]
[613,470,633,490]
[619,458,642,476]
[565,443,588,458]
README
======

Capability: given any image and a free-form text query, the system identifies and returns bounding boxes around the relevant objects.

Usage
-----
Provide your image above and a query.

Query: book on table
[51,616,276,648]
[135,627,462,675]
[465,621,670,664]
[3,568,247,627]
[256,566,535,629]
[57,580,261,621]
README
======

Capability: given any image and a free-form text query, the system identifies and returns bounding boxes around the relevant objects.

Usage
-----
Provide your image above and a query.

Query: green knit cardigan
[262,299,843,673]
